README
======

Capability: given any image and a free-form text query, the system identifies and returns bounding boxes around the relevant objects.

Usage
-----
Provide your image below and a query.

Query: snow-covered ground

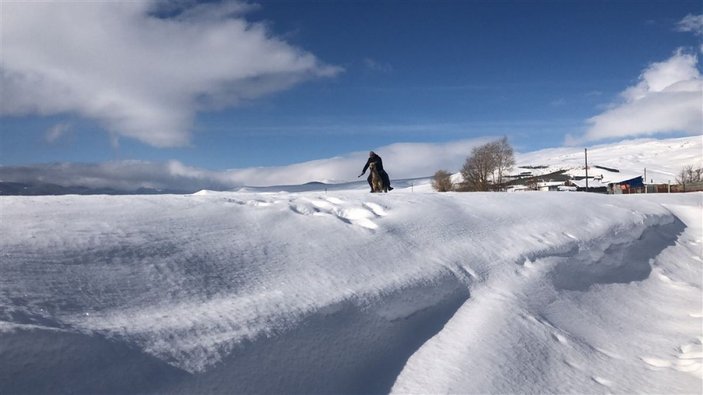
[514,136,702,184]
[1,186,701,394]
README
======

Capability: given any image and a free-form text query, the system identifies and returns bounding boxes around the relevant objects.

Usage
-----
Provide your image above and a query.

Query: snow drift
[0,190,701,394]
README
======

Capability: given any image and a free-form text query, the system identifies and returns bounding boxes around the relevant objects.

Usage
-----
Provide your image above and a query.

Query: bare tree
[461,143,497,191]
[676,165,703,184]
[432,170,454,192]
[460,137,514,191]
[494,136,515,187]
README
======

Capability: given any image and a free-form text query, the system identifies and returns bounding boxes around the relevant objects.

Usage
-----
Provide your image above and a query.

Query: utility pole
[644,168,647,193]
[584,148,588,191]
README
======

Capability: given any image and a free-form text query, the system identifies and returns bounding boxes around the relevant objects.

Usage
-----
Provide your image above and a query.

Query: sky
[0,0,702,185]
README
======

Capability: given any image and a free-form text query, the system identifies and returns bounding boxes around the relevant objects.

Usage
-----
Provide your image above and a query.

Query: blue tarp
[616,176,644,188]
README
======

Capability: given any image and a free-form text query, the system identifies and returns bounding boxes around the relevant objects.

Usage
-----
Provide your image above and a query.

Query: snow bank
[0,191,701,394]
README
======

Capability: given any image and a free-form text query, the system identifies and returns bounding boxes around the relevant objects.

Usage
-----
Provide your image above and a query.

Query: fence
[642,182,703,194]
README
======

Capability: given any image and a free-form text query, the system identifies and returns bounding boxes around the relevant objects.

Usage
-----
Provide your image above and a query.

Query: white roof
[569,179,609,188]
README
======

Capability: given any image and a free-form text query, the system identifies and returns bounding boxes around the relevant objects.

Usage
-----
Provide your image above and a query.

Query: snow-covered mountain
[514,135,702,185]
[1,179,701,393]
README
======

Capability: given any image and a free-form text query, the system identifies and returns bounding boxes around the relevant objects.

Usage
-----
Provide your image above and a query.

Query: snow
[1,192,700,394]
[515,135,702,184]
[569,178,610,189]
[1,140,702,394]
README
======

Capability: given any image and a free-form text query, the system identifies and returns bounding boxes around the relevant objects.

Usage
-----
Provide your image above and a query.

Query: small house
[608,176,644,194]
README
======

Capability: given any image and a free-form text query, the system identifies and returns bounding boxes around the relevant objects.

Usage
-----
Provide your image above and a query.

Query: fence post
[584,149,589,191]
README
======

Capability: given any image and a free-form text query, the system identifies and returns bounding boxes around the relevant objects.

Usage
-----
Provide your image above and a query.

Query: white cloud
[228,138,490,186]
[363,58,394,73]
[45,123,71,144]
[0,1,341,147]
[676,14,703,36]
[573,50,703,144]
[0,139,488,190]
[550,98,566,107]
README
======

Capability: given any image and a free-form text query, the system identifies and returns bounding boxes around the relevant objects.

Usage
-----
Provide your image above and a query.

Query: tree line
[676,165,703,185]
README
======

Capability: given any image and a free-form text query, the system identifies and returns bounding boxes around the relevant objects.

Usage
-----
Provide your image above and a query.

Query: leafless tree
[432,170,454,192]
[676,165,703,185]
[494,136,515,186]
[460,137,515,191]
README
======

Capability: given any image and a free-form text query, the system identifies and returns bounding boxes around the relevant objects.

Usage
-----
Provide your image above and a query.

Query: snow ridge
[1,191,701,394]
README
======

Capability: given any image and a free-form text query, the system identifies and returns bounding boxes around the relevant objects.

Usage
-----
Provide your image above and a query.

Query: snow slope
[1,188,701,394]
[515,135,702,184]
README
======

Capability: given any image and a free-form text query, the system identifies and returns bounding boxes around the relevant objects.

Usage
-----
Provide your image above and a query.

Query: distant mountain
[0,182,191,196]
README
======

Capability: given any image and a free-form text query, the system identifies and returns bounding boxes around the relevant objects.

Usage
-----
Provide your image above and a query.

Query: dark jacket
[362,154,385,174]
[361,153,392,190]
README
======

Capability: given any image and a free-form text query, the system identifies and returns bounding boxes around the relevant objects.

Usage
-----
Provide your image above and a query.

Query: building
[608,176,644,194]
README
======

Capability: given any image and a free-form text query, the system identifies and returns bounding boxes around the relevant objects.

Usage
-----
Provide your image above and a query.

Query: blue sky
[1,0,701,185]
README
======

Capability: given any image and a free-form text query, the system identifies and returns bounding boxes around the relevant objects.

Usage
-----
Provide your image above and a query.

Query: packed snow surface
[1,189,701,394]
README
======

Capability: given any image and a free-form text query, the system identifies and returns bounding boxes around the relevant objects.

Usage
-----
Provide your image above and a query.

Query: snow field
[514,136,702,184]
[0,190,701,394]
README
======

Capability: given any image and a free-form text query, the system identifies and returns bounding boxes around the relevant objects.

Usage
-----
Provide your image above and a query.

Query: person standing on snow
[358,151,393,192]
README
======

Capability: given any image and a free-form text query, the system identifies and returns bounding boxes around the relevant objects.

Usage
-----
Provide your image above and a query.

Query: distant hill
[513,136,701,185]
[1,136,700,195]
[0,182,190,196]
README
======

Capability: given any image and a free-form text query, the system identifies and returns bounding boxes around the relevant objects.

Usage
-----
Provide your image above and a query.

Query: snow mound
[1,191,701,394]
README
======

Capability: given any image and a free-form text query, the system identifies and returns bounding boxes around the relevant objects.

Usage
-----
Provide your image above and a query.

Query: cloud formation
[676,14,703,36]
[1,1,341,147]
[45,123,72,144]
[363,58,394,73]
[571,50,702,144]
[0,139,488,191]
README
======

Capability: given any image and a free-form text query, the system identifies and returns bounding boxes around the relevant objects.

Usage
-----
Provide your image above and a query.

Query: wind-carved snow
[0,191,701,394]
[391,195,702,394]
